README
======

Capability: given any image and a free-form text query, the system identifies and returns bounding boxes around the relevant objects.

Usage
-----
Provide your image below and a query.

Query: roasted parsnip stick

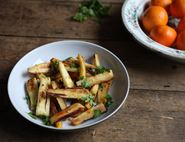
[47,88,90,99]
[71,103,106,125]
[36,76,51,116]
[78,54,86,79]
[59,62,74,88]
[26,78,39,111]
[76,70,114,87]
[50,103,85,124]
[51,81,67,110]
[28,62,50,74]
[97,81,112,104]
[94,54,100,67]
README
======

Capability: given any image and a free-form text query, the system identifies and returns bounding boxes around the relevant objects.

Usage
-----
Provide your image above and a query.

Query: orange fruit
[177,17,185,32]
[150,25,177,46]
[176,30,185,50]
[151,0,172,9]
[141,6,168,32]
[170,0,185,18]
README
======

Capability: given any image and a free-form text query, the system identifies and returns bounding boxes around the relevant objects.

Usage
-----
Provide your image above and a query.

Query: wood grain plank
[0,36,184,91]
[0,0,124,40]
[0,89,185,142]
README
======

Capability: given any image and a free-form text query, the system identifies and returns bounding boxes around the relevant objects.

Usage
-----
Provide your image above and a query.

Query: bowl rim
[7,40,130,131]
[121,0,185,62]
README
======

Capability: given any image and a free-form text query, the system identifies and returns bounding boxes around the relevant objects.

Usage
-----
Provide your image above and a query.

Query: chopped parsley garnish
[105,93,112,99]
[79,76,85,80]
[95,66,110,74]
[89,66,110,75]
[82,79,90,88]
[53,61,59,69]
[40,116,52,126]
[70,62,79,68]
[65,57,73,60]
[28,112,52,126]
[73,0,111,22]
[28,112,37,119]
[50,59,59,74]
[93,109,101,118]
[105,93,113,108]
[81,94,96,106]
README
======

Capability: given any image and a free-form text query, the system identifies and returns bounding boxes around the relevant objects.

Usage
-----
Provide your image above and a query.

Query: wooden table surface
[1,0,185,142]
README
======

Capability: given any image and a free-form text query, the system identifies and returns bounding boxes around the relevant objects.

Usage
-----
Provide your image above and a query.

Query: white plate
[122,0,185,62]
[8,40,130,131]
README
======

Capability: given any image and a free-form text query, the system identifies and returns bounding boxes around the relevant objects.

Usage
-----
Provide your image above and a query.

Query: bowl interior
[8,40,130,130]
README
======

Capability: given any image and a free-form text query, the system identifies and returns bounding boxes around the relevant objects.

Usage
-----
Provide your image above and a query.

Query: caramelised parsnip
[26,77,39,111]
[97,81,112,104]
[25,53,114,128]
[51,81,67,110]
[78,54,86,79]
[36,75,51,116]
[50,103,85,124]
[90,84,99,97]
[86,54,101,108]
[28,58,95,75]
[65,57,96,69]
[28,62,50,74]
[71,103,106,125]
[91,53,100,99]
[94,53,100,67]
[56,98,67,110]
[76,70,114,87]
[47,88,91,99]
[59,61,75,88]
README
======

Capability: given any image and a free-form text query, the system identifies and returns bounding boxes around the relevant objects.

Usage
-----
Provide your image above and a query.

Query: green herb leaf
[105,93,113,108]
[65,57,73,60]
[82,79,90,88]
[40,116,52,126]
[50,59,59,74]
[79,76,85,80]
[93,109,101,118]
[97,5,110,17]
[80,6,90,14]
[88,66,110,75]
[53,61,59,69]
[105,93,112,100]
[28,112,37,119]
[73,0,110,22]
[105,101,113,108]
[70,62,79,68]
[81,94,96,106]
[73,12,87,22]
[95,66,110,74]
[89,8,95,16]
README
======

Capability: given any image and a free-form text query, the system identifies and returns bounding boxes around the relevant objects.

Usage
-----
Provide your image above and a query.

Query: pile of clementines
[140,0,185,50]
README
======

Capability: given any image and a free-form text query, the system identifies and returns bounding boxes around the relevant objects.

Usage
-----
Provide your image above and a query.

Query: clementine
[151,0,172,9]
[141,6,168,32]
[177,17,185,32]
[176,30,185,50]
[170,0,185,18]
[150,25,177,46]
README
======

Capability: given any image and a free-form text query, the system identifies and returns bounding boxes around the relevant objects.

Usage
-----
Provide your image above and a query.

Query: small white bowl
[122,0,185,62]
[8,40,130,131]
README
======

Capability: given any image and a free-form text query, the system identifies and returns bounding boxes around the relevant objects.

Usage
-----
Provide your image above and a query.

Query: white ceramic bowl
[122,0,185,62]
[8,40,130,131]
